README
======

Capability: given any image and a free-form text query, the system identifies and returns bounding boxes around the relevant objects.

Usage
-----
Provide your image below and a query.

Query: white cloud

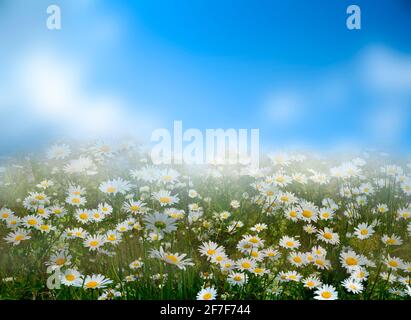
[361,46,411,93]
[18,51,82,118]
[359,46,411,144]
[0,0,161,151]
[2,49,159,141]
[265,91,304,126]
[365,104,408,144]
[262,45,411,149]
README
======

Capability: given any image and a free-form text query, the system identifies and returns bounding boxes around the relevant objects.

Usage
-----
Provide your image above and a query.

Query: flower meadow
[0,142,410,300]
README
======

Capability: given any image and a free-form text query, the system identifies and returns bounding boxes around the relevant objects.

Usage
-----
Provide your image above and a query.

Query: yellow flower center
[241,262,251,269]
[285,241,295,247]
[302,210,313,218]
[346,257,358,266]
[72,198,81,204]
[89,240,99,247]
[202,293,212,300]
[27,219,37,226]
[321,291,332,299]
[207,249,216,255]
[276,176,285,183]
[107,187,117,193]
[293,256,302,263]
[159,197,171,204]
[15,235,24,241]
[79,213,88,220]
[85,281,99,288]
[388,260,398,267]
[65,274,75,281]
[166,255,178,263]
[360,229,368,235]
[55,258,65,266]
[315,259,324,266]
[323,232,333,240]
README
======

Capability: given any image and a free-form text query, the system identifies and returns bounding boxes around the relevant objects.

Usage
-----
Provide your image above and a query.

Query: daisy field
[0,142,410,300]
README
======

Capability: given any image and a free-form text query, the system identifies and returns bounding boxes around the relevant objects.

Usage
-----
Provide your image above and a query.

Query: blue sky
[0,0,411,154]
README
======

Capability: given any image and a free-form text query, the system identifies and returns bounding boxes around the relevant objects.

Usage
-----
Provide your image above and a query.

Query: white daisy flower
[196,287,217,300]
[314,284,338,300]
